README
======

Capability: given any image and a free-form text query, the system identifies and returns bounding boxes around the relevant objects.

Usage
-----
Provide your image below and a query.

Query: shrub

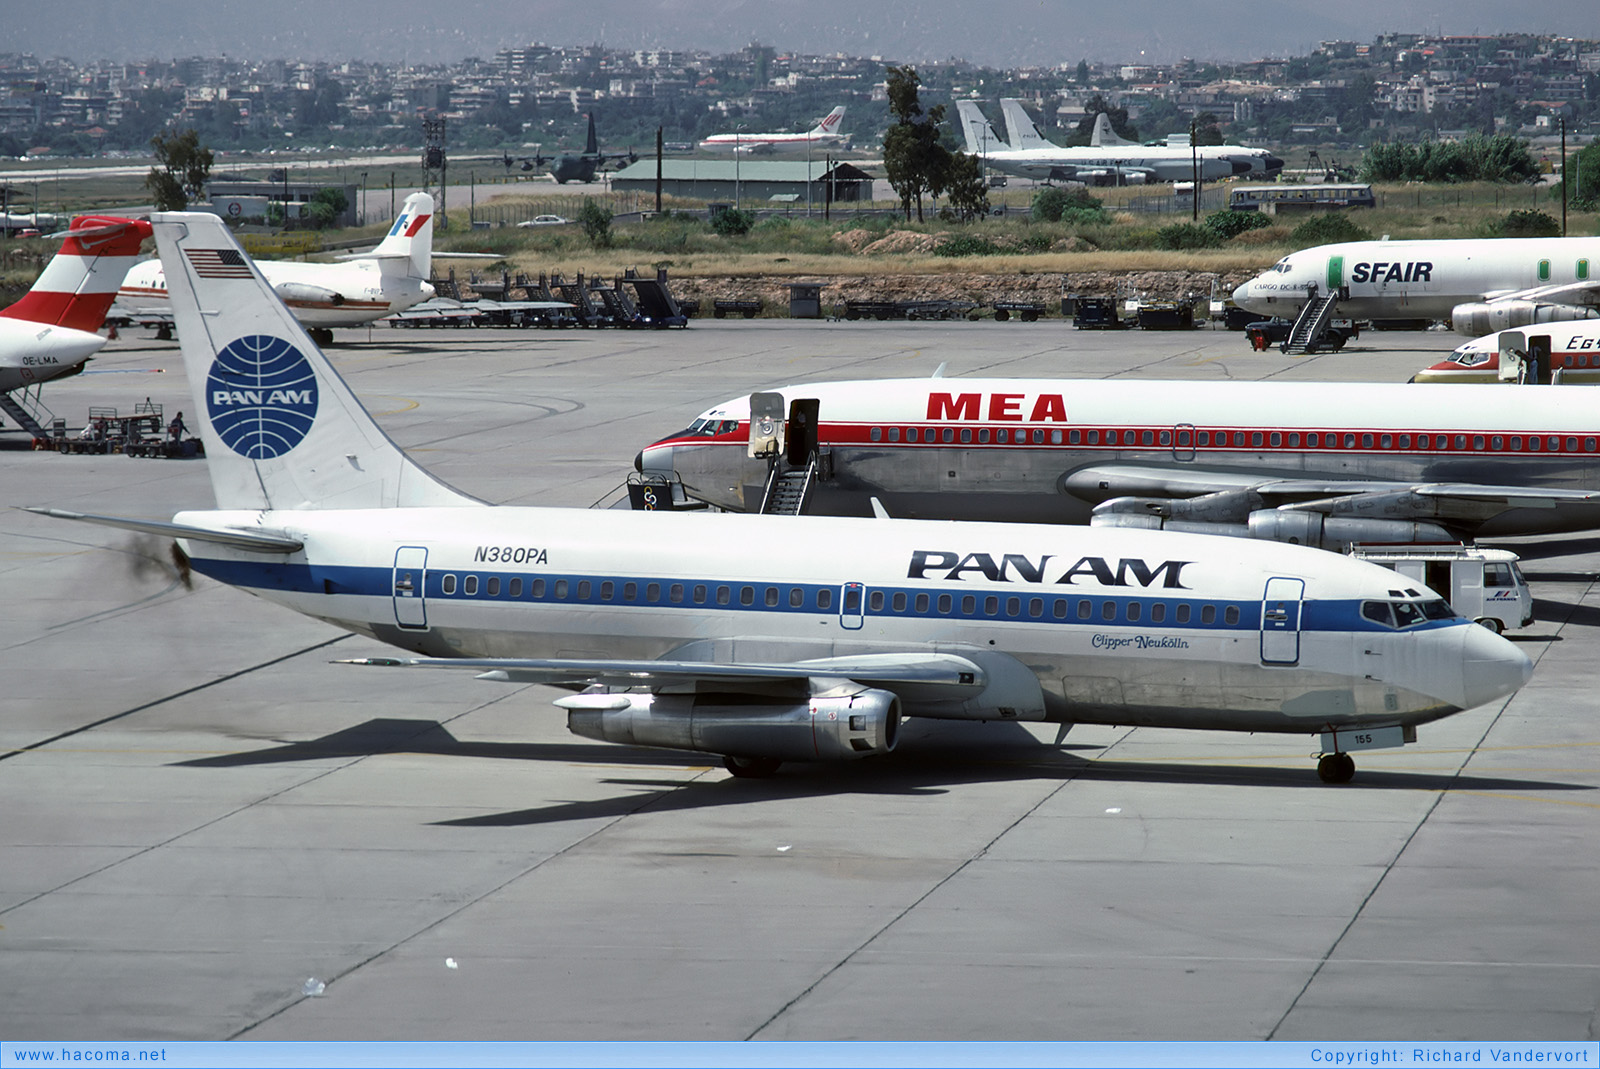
[577,198,612,247]
[710,206,756,236]
[932,234,1002,257]
[1491,209,1561,237]
[1155,222,1223,250]
[1205,209,1271,241]
[1289,213,1374,247]
[1032,185,1107,224]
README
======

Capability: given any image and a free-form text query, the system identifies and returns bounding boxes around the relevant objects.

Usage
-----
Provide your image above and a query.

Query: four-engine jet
[1084,111,1283,178]
[1232,236,1600,336]
[1,215,152,412]
[956,100,1235,185]
[116,192,439,344]
[636,376,1600,547]
[25,211,1531,785]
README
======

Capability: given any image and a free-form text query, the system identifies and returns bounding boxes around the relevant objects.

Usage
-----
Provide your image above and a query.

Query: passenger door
[1260,577,1304,666]
[392,546,429,630]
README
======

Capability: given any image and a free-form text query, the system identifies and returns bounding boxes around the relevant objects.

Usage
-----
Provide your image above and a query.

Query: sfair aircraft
[698,107,849,153]
[1,215,152,405]
[636,375,1600,546]
[116,192,439,344]
[1414,320,1600,384]
[956,100,1237,185]
[24,211,1531,785]
[1084,111,1283,178]
[1232,236,1600,335]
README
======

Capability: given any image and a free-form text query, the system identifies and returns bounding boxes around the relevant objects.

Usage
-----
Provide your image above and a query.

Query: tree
[145,128,214,212]
[1191,112,1224,146]
[305,187,349,230]
[1065,95,1137,146]
[941,151,989,223]
[1075,59,1091,86]
[577,198,612,247]
[882,65,953,222]
[1561,142,1600,211]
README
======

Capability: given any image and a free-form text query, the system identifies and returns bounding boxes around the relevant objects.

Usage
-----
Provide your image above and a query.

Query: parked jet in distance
[1414,320,1600,384]
[699,107,849,153]
[25,211,1531,785]
[1,216,152,420]
[636,375,1600,546]
[956,100,1235,185]
[1086,112,1283,178]
[1232,236,1600,335]
[117,192,438,344]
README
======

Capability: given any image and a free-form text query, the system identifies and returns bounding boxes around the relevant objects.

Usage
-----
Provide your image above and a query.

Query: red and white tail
[1,217,152,333]
[813,106,846,135]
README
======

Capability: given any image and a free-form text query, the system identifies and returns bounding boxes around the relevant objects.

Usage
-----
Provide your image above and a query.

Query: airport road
[3,321,1596,1041]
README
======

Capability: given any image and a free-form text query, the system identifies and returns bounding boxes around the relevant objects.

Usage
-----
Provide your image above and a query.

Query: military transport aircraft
[1,215,151,428]
[116,192,439,345]
[635,375,1600,547]
[23,212,1530,785]
[1232,235,1600,336]
[507,114,637,184]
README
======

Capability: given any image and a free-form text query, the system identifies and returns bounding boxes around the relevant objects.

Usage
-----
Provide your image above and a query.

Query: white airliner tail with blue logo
[156,211,476,513]
[25,211,1532,785]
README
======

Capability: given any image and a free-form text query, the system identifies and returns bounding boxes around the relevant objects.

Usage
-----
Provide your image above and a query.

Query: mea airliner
[1233,236,1600,335]
[699,107,848,152]
[116,192,440,344]
[26,212,1530,784]
[636,376,1600,546]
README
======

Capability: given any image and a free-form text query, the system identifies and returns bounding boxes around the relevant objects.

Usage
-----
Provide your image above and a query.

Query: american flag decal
[185,248,253,279]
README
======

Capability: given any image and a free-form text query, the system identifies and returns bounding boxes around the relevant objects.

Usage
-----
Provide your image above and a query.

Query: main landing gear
[1317,751,1357,784]
[309,327,334,347]
[723,755,782,779]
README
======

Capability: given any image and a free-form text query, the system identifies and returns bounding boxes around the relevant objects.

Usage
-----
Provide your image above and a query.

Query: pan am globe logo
[206,335,320,459]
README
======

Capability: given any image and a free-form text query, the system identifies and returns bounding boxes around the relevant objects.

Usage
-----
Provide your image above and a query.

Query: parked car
[517,215,568,228]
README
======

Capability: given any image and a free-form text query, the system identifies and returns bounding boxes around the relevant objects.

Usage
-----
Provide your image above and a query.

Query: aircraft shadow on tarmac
[174,716,1593,827]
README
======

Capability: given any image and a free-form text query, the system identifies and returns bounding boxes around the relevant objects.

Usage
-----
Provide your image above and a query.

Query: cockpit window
[1272,257,1292,273]
[1364,598,1454,628]
[1451,349,1490,367]
[686,418,737,437]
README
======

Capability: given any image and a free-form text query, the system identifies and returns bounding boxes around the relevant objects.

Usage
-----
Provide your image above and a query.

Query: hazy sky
[10,0,1600,67]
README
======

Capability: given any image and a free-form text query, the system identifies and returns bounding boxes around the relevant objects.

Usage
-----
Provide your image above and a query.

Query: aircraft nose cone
[1264,155,1285,174]
[633,450,644,473]
[1232,280,1253,306]
[636,441,672,473]
[1457,624,1533,709]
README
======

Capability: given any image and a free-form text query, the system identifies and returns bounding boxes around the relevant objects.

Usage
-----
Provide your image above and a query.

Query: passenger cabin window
[817,588,833,610]
[1224,605,1240,625]
[442,574,457,595]
[464,576,479,595]
[577,580,591,599]
[486,577,500,596]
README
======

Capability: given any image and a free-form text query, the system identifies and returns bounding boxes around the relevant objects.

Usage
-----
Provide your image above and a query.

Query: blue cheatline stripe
[190,558,1462,636]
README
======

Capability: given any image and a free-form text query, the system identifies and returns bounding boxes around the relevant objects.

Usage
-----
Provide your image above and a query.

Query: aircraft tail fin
[811,106,846,135]
[149,210,478,512]
[1090,113,1135,147]
[1,217,152,332]
[367,191,434,279]
[955,100,1008,154]
[999,100,1051,151]
[584,113,598,156]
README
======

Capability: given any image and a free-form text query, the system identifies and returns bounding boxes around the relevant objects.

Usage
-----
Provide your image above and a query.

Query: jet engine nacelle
[274,281,347,307]
[1451,301,1600,337]
[1092,507,1454,550]
[563,686,901,762]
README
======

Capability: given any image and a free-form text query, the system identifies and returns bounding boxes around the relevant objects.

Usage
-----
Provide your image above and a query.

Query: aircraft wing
[1480,280,1600,305]
[341,651,986,692]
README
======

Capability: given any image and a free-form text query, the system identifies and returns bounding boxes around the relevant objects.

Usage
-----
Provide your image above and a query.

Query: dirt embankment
[665,269,1258,315]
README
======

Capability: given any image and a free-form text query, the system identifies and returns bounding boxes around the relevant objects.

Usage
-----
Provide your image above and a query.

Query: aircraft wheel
[1474,617,1504,634]
[309,327,334,346]
[1317,752,1356,784]
[723,755,781,779]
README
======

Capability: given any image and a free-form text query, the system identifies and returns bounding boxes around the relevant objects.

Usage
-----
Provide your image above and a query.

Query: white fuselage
[1233,237,1600,322]
[1417,319,1600,384]
[976,144,1237,183]
[118,258,433,327]
[0,317,105,392]
[640,377,1600,533]
[175,505,1525,735]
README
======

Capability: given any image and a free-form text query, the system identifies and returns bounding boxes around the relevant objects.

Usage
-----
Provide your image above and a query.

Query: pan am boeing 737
[23,212,1530,784]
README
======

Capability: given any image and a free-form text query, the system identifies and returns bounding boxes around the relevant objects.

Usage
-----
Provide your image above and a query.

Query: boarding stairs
[1282,286,1340,354]
[759,456,818,516]
[0,387,54,439]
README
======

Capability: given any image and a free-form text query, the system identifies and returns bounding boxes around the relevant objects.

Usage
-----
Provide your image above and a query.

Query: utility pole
[1560,116,1568,237]
[655,127,663,215]
[1190,117,1199,222]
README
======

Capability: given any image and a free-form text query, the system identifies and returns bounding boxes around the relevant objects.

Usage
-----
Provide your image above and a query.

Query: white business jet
[26,212,1530,784]
[1232,235,1600,335]
[117,192,441,344]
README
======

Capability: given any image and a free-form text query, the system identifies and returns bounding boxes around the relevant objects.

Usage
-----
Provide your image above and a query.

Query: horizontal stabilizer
[21,506,303,552]
[339,651,987,690]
